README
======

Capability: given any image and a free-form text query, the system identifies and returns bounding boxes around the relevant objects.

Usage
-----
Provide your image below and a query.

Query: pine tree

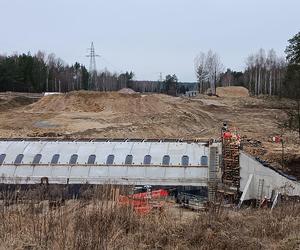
[283,32,300,138]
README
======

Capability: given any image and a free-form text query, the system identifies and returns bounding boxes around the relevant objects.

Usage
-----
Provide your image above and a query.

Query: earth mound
[0,96,35,111]
[25,91,176,114]
[216,86,249,97]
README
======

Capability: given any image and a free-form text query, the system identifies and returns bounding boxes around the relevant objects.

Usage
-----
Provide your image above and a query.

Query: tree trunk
[258,67,261,95]
[249,70,252,95]
[298,100,300,139]
[269,69,272,96]
[255,67,258,96]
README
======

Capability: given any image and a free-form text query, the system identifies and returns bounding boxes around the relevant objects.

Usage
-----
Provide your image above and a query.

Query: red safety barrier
[118,189,168,215]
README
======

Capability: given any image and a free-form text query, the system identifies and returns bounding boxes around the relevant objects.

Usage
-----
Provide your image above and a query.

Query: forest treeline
[0,32,299,101]
[195,32,299,100]
[0,51,135,93]
[0,52,164,93]
[0,52,89,92]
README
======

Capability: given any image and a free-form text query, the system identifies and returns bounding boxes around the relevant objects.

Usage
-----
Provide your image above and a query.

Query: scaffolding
[222,141,240,190]
[218,127,241,201]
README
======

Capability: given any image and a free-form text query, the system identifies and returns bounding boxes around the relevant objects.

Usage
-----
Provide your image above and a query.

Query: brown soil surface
[0,95,35,111]
[0,89,299,176]
[0,89,291,141]
[216,86,249,97]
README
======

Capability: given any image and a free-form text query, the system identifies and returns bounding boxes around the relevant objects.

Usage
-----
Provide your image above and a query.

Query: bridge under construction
[0,138,217,186]
[0,138,299,202]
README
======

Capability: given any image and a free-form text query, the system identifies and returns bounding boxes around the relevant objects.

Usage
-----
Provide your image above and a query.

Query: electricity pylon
[86,42,100,90]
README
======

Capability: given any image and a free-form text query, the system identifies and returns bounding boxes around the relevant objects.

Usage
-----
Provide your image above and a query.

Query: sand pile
[25,92,104,112]
[25,91,175,114]
[216,86,249,97]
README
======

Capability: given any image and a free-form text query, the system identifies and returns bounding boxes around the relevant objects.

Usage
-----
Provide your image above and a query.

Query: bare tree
[194,52,208,93]
[245,48,286,96]
[195,50,223,94]
[266,49,276,95]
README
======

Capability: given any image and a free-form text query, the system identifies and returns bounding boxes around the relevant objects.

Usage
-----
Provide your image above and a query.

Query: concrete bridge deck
[0,139,215,186]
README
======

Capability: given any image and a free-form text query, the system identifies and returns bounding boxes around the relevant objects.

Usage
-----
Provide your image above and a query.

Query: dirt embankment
[0,90,218,139]
[0,96,36,111]
[25,91,176,114]
[0,88,298,171]
[0,89,291,140]
[216,86,249,97]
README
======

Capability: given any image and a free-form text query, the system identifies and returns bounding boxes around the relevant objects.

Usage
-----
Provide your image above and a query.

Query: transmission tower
[86,42,100,90]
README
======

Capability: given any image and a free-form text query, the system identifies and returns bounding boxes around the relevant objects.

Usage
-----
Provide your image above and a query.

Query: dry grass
[0,187,299,249]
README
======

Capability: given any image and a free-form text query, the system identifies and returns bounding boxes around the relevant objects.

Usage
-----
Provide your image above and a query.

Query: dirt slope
[0,90,287,140]
[216,86,249,97]
[0,90,298,175]
[5,91,217,138]
[0,96,35,111]
[26,91,175,114]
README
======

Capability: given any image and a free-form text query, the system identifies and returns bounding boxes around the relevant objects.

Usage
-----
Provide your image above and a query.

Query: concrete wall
[240,152,300,200]
[0,164,208,186]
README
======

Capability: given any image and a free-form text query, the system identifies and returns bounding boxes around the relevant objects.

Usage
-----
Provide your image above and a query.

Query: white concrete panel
[148,142,169,165]
[165,167,185,178]
[240,152,300,199]
[32,166,53,177]
[69,166,90,178]
[0,141,13,154]
[168,143,187,165]
[145,167,166,178]
[14,166,34,177]
[94,142,116,164]
[127,167,147,178]
[112,142,132,164]
[40,142,62,163]
[55,142,80,164]
[51,166,71,178]
[22,142,48,163]
[76,144,97,164]
[89,166,109,177]
[0,165,17,177]
[108,166,128,177]
[130,142,151,164]
[184,167,208,179]
[186,143,205,165]
[4,141,30,164]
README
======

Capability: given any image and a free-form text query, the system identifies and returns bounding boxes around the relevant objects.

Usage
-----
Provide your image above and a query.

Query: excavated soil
[26,91,175,114]
[0,89,292,140]
[0,96,35,111]
[216,86,249,97]
[0,88,298,173]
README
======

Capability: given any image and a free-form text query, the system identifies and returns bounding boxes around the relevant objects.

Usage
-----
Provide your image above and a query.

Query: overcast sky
[0,0,299,82]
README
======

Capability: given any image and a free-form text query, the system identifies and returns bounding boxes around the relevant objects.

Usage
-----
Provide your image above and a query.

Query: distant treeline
[0,52,90,93]
[195,32,300,100]
[0,51,196,94]
[195,49,292,98]
[0,31,299,101]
